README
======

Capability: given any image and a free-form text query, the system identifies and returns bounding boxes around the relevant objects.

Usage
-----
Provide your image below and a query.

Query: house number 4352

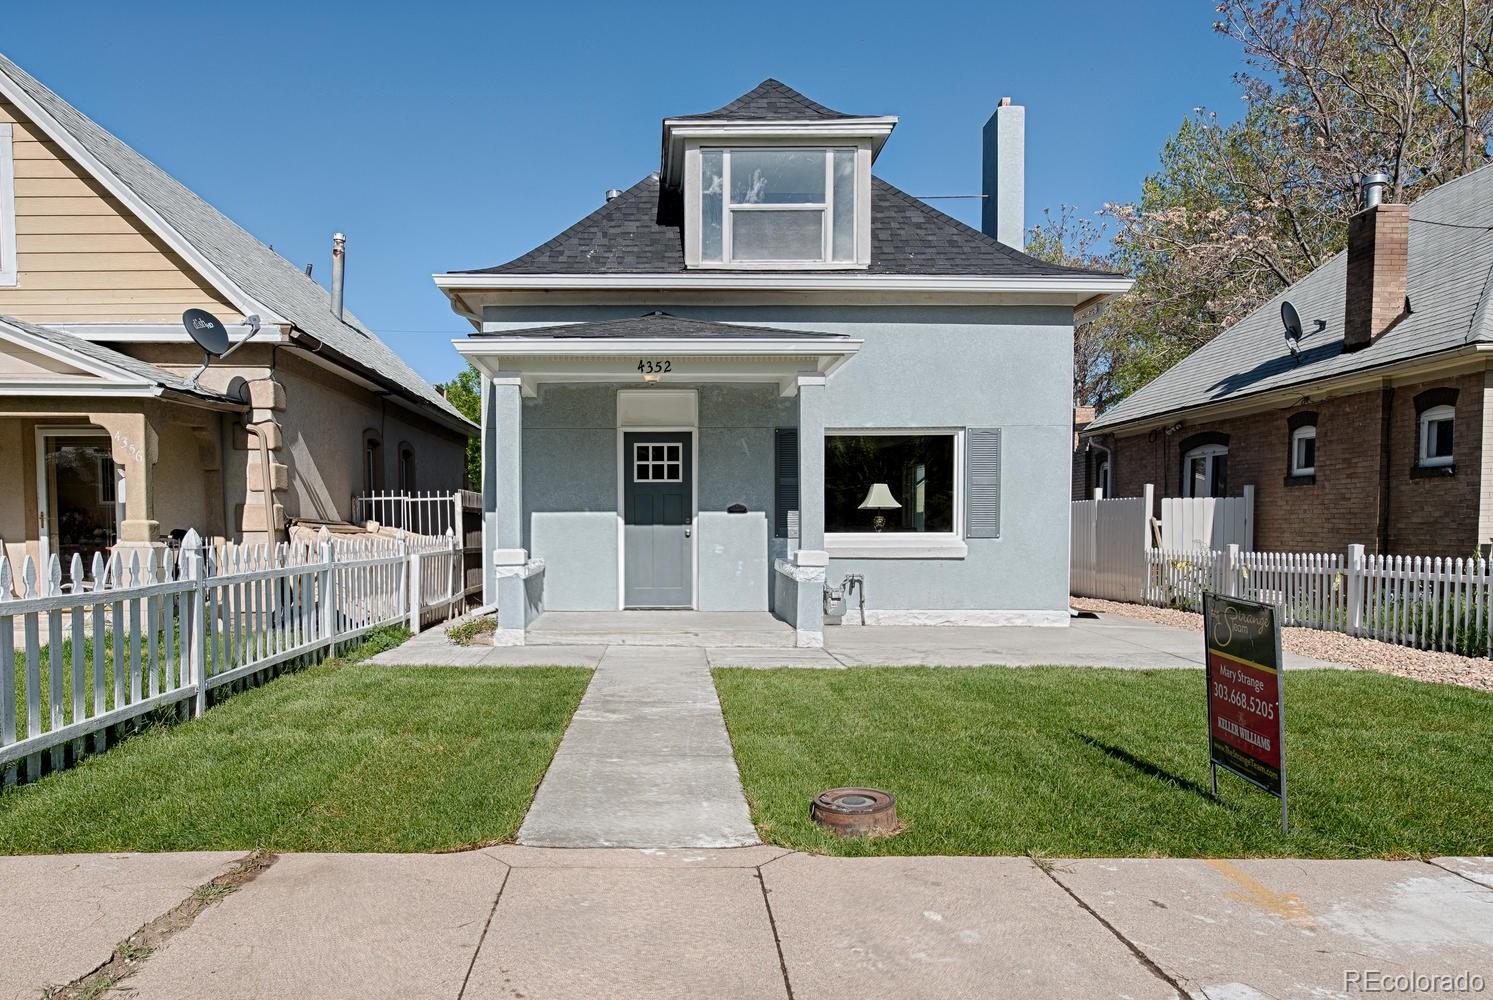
[637,359,672,374]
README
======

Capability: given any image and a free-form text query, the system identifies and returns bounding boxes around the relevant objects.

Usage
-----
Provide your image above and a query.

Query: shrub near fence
[0,527,455,787]
[1145,545,1492,657]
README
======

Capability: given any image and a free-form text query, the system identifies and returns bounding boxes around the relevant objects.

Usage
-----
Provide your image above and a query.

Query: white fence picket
[0,523,462,784]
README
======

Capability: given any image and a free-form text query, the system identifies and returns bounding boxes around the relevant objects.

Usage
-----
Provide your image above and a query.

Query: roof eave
[658,118,899,188]
[435,272,1132,303]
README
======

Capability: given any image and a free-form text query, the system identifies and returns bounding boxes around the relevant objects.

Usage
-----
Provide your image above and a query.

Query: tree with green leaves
[1068,0,1493,407]
[437,364,482,488]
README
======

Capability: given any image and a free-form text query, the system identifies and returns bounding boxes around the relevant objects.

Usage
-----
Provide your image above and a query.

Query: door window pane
[825,435,955,533]
[731,210,823,261]
[634,443,683,483]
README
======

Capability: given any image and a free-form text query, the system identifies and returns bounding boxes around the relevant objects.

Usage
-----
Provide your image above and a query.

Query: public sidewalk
[5,849,1490,999]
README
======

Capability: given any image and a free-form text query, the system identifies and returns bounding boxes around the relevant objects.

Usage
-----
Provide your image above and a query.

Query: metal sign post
[1202,592,1289,835]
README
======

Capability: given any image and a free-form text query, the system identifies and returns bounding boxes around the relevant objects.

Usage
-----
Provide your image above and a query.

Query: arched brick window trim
[1412,387,1458,414]
[1286,411,1317,432]
[1177,431,1229,453]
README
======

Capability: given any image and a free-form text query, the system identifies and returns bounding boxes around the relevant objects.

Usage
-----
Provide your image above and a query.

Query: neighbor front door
[623,432,692,608]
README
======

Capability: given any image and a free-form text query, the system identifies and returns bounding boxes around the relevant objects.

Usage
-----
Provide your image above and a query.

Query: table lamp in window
[858,483,902,532]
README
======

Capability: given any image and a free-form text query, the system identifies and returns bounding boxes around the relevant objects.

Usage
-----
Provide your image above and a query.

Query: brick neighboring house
[1079,166,1493,556]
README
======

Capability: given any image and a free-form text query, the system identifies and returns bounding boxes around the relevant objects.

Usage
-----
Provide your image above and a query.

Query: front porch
[456,313,862,648]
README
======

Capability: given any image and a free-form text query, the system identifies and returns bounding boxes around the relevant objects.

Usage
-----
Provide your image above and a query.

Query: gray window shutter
[774,428,799,538]
[966,428,1001,538]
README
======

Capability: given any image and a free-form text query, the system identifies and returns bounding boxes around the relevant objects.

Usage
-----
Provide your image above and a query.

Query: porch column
[89,411,161,555]
[789,374,827,647]
[488,375,537,643]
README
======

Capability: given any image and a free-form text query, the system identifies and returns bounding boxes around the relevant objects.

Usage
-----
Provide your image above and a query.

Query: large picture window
[700,147,857,265]
[825,433,955,534]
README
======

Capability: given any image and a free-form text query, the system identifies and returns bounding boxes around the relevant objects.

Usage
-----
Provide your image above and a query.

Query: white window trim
[633,441,684,483]
[1183,443,1228,498]
[684,138,872,270]
[0,123,17,288]
[1419,405,1455,467]
[823,428,965,559]
[1289,425,1316,477]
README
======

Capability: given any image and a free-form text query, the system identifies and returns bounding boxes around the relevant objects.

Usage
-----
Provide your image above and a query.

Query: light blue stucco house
[436,81,1130,646]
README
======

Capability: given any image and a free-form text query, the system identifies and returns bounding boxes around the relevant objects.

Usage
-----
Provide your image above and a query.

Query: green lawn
[0,636,591,854]
[715,666,1493,859]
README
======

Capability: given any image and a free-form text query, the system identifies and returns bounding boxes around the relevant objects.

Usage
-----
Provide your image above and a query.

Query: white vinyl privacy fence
[1,527,461,786]
[1146,545,1492,657]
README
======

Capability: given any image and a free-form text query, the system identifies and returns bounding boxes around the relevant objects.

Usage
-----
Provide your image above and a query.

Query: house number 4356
[637,359,672,374]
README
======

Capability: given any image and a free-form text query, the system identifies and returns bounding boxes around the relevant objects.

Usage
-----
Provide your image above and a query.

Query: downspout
[245,422,277,543]
[1376,384,1394,552]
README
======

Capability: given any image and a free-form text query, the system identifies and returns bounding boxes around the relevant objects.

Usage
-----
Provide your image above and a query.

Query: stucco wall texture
[487,303,1076,616]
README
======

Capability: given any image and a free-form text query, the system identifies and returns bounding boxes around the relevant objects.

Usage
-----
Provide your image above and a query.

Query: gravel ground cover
[1072,597,1493,692]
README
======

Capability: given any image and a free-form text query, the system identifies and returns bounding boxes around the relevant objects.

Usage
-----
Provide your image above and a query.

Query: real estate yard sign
[1202,593,1289,833]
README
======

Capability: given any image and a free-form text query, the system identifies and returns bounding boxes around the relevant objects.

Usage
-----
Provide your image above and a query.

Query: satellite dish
[1281,300,1304,358]
[183,308,230,357]
[183,310,262,387]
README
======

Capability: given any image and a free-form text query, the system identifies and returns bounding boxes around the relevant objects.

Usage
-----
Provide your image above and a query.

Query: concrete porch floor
[368,611,1349,671]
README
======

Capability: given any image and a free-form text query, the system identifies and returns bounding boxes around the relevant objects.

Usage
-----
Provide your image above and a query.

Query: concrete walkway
[6,849,1489,999]
[368,612,1345,671]
[516,646,758,849]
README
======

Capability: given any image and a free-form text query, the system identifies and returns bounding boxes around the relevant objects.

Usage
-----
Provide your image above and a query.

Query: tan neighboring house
[0,53,472,574]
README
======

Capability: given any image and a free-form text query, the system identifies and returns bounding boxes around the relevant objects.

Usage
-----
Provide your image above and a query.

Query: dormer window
[698,147,858,266]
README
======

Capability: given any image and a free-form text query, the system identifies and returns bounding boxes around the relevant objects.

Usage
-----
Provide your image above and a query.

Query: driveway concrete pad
[1052,858,1493,999]
[124,851,505,1000]
[0,850,239,1000]
[464,866,786,999]
[761,854,1177,1000]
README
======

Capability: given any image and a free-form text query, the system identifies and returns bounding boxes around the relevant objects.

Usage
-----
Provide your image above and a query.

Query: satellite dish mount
[184,309,262,385]
[1280,301,1326,365]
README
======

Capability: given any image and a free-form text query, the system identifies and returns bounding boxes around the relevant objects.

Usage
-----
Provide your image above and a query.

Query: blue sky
[5,1,1242,384]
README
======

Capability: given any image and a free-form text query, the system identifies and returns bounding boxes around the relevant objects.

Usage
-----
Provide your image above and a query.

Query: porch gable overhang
[454,334,861,398]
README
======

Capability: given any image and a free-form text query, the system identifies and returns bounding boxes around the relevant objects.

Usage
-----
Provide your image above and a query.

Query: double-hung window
[0,122,16,287]
[1290,426,1316,477]
[1183,444,1228,498]
[699,147,858,266]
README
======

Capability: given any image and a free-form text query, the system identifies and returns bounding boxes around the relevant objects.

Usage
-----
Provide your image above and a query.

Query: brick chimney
[1343,173,1409,351]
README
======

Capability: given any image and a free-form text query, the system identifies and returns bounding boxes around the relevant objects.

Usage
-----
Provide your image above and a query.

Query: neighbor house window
[1419,405,1455,468]
[0,123,16,287]
[699,147,858,266]
[1290,426,1316,477]
[362,432,383,493]
[397,444,416,491]
[825,433,956,534]
[1182,444,1228,498]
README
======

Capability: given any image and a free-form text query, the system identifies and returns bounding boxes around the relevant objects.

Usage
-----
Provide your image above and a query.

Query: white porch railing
[1143,545,1492,657]
[0,527,461,786]
[352,490,478,537]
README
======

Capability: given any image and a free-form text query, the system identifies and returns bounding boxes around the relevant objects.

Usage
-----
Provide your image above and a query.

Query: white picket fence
[352,490,478,537]
[1144,544,1492,656]
[0,527,461,785]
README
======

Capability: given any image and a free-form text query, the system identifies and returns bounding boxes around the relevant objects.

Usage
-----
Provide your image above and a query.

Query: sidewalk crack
[754,865,797,1000]
[456,864,511,1000]
[43,849,277,1000]
[1034,859,1189,999]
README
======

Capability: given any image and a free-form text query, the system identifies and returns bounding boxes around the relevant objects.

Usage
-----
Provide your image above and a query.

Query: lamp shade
[858,483,902,510]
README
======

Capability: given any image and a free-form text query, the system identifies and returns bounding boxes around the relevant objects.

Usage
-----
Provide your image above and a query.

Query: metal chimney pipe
[605,188,622,202]
[1361,172,1391,209]
[330,232,346,320]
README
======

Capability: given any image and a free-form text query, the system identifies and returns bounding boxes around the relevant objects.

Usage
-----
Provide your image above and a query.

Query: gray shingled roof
[476,312,851,339]
[1,314,237,402]
[0,53,467,427]
[459,174,1115,278]
[1088,163,1493,432]
[669,79,867,122]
